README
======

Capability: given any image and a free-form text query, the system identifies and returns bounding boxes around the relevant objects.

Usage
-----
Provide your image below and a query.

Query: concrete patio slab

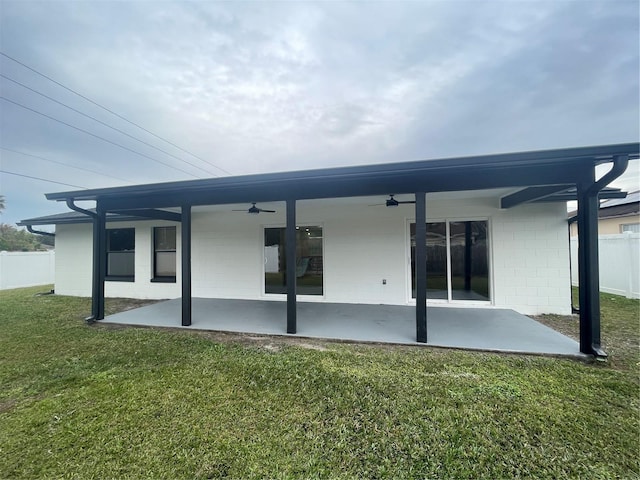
[103,298,581,356]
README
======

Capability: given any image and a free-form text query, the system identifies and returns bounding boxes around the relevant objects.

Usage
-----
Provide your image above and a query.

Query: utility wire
[1,74,219,177]
[0,170,87,189]
[1,96,199,178]
[0,147,131,184]
[0,51,232,175]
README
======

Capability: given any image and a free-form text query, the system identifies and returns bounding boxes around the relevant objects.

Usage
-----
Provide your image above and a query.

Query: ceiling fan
[369,194,416,207]
[232,202,276,214]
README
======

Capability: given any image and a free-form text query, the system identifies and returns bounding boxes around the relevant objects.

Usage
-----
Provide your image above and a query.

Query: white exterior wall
[52,196,571,315]
[55,223,93,296]
[55,221,180,299]
[490,202,571,314]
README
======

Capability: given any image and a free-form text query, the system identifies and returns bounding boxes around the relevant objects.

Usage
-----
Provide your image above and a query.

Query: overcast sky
[1,0,638,227]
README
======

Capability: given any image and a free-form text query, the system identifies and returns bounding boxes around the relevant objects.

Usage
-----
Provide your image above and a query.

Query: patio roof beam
[535,187,626,203]
[286,199,297,334]
[181,204,192,327]
[97,163,591,212]
[500,185,573,209]
[111,209,181,222]
[415,192,427,343]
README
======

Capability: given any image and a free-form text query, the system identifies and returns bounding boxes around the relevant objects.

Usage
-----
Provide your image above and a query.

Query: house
[19,143,640,356]
[569,190,640,236]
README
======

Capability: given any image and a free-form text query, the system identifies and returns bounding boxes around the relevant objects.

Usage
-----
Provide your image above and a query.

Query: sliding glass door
[411,220,489,302]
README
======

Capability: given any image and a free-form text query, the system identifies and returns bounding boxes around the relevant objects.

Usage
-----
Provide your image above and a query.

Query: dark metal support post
[576,182,603,356]
[65,198,105,323]
[415,192,427,343]
[464,222,472,291]
[95,206,106,320]
[181,204,192,326]
[575,155,629,357]
[286,199,297,334]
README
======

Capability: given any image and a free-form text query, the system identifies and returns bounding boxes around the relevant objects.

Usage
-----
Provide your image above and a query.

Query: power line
[0,147,131,184]
[0,170,87,189]
[1,73,220,177]
[1,96,199,178]
[0,51,232,175]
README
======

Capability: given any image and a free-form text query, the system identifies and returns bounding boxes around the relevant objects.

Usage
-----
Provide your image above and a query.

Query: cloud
[0,0,638,225]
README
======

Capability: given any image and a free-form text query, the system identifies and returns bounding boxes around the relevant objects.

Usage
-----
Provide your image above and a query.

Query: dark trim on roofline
[25,225,55,237]
[45,143,640,203]
[98,163,597,211]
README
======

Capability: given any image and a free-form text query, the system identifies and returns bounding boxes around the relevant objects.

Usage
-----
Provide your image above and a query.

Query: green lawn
[1,286,638,479]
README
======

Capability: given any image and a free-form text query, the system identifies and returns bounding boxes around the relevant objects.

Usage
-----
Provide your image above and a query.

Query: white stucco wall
[55,221,181,299]
[55,223,93,297]
[53,195,571,315]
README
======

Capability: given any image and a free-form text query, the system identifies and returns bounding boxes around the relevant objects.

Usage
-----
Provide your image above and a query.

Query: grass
[1,286,639,479]
[535,288,640,371]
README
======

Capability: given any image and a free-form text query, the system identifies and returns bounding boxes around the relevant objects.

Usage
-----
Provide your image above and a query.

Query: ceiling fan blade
[397,200,416,204]
[258,209,276,213]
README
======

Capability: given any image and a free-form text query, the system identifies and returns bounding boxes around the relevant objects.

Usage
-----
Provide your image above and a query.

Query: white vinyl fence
[570,233,640,299]
[0,251,55,290]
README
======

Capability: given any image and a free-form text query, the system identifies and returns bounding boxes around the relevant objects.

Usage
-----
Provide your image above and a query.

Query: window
[153,226,176,282]
[106,228,135,281]
[620,223,640,233]
[411,220,489,302]
[264,226,323,295]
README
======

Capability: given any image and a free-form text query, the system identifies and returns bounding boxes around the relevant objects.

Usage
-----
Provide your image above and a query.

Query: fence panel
[0,251,55,290]
[570,233,640,299]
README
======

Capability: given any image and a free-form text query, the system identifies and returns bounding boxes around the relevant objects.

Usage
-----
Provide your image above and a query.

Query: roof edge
[44,142,640,202]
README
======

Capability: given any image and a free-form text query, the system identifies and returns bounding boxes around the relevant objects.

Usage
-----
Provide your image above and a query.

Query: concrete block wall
[491,202,571,315]
[52,195,572,315]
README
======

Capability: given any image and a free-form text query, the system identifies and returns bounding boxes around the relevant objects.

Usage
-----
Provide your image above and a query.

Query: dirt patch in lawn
[533,313,580,341]
[104,297,161,316]
[535,305,640,372]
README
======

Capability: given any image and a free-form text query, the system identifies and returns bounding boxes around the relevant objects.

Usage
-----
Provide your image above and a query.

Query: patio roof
[39,142,639,211]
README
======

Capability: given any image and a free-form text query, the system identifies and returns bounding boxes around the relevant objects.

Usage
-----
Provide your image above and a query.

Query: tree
[0,195,5,213]
[37,234,55,247]
[0,223,43,251]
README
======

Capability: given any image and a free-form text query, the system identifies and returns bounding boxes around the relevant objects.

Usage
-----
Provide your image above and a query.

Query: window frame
[105,228,135,282]
[151,226,177,283]
[620,223,640,233]
[261,223,325,299]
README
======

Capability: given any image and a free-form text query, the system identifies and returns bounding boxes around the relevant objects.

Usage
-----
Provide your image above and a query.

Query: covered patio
[103,299,581,356]
[20,143,639,357]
